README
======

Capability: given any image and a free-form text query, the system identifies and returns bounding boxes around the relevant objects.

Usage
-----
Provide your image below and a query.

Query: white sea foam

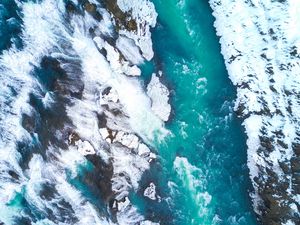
[0,0,111,222]
[62,2,165,224]
[95,38,142,77]
[41,148,114,225]
[55,16,157,225]
[173,157,212,218]
[0,0,69,223]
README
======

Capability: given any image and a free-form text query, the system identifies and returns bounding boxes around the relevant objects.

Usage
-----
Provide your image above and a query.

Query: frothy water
[0,0,165,224]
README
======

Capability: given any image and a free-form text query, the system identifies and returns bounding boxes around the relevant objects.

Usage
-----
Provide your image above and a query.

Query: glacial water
[0,0,259,225]
[135,0,259,224]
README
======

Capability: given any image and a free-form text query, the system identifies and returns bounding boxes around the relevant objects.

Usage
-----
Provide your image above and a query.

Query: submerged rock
[101,86,119,103]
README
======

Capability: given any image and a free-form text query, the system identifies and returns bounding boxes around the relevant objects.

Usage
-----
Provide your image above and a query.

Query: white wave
[63,16,161,224]
[0,1,112,223]
[55,2,165,224]
[53,153,113,225]
[27,149,113,225]
[173,157,212,219]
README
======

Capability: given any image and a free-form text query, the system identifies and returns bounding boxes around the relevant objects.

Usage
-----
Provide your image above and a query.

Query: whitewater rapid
[0,0,170,224]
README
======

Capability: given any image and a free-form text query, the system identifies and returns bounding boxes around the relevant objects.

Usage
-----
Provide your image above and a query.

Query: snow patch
[147,73,171,122]
[117,0,157,60]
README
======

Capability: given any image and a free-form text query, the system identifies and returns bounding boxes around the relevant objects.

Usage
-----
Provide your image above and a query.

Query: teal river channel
[136,0,259,224]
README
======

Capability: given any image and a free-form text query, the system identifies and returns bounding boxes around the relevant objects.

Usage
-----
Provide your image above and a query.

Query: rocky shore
[210,0,300,224]
[65,0,170,223]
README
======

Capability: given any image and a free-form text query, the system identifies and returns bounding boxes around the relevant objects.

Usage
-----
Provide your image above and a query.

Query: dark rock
[111,108,123,116]
[39,183,57,201]
[66,1,78,14]
[85,154,114,202]
[107,128,117,142]
[102,87,112,95]
[272,130,284,138]
[269,28,275,35]
[228,53,242,63]
[84,2,96,12]
[292,174,300,193]
[8,170,19,180]
[293,142,300,156]
[266,66,274,75]
[21,113,36,133]
[260,136,274,152]
[236,103,246,117]
[68,132,80,145]
[269,85,277,93]
[291,156,300,173]
[279,161,290,174]
[286,104,292,114]
[277,139,288,149]
[83,2,102,21]
[269,78,275,83]
[100,0,137,32]
[126,19,137,31]
[97,113,107,128]
[237,82,250,89]
[290,46,298,57]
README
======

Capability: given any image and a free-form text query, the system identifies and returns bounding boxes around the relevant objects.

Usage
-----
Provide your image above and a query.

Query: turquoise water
[137,0,259,224]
